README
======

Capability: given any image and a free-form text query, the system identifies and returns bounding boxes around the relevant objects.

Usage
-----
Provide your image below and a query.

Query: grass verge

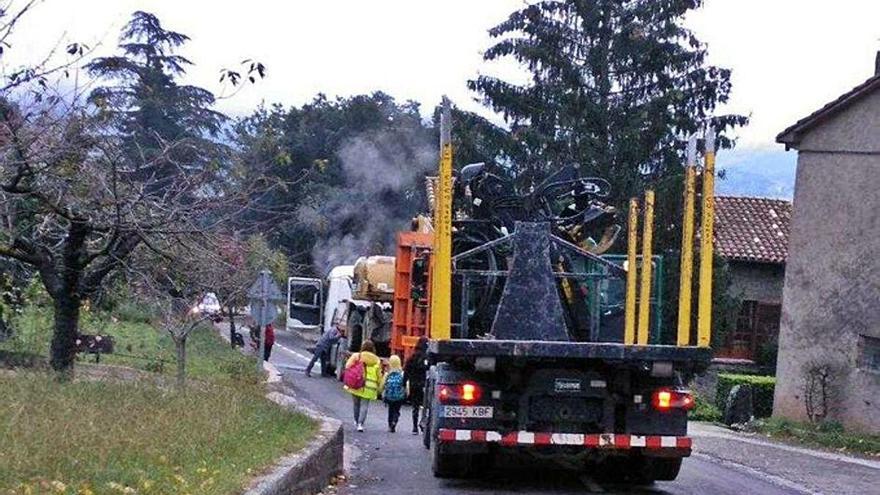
[749,417,880,458]
[0,372,316,494]
[0,304,255,381]
[1,304,317,494]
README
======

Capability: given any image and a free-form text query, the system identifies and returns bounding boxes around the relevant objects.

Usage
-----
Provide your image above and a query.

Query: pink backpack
[343,355,366,389]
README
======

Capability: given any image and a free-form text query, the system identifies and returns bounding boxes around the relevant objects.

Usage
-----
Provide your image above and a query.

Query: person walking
[250,322,275,361]
[381,355,406,432]
[404,336,429,435]
[262,323,275,361]
[343,340,382,432]
[305,325,341,377]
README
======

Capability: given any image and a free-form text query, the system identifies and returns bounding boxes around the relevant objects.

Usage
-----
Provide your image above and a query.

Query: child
[382,355,406,433]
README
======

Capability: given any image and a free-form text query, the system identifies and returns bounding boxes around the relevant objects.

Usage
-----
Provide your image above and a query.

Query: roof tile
[714,196,792,264]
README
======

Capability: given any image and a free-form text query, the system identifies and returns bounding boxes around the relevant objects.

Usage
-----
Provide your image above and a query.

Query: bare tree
[0,6,286,375]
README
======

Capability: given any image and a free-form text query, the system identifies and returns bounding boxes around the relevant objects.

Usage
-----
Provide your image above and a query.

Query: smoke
[301,127,436,274]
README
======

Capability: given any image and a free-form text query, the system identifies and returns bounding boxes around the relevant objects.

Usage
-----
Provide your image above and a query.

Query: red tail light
[438,385,453,403]
[437,382,483,404]
[460,382,482,404]
[652,388,694,412]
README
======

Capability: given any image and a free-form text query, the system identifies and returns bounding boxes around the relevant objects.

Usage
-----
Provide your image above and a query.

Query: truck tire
[335,339,348,382]
[627,457,682,484]
[431,441,472,478]
[650,458,682,481]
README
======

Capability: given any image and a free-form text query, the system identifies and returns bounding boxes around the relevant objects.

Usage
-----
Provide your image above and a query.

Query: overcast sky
[7,0,880,152]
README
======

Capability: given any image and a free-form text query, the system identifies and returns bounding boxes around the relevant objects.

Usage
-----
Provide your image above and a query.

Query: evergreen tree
[86,11,226,181]
[469,0,747,202]
[470,0,747,343]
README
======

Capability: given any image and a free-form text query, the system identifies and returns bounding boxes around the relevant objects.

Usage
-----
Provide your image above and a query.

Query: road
[262,330,832,495]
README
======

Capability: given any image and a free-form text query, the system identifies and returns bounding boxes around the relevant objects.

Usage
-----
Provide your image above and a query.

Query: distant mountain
[715,148,797,199]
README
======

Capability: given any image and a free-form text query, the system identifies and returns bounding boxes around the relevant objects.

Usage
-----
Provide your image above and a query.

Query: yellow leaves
[49,481,66,493]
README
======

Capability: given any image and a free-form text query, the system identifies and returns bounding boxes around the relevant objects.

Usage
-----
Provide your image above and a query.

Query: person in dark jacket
[403,336,429,435]
[305,326,341,377]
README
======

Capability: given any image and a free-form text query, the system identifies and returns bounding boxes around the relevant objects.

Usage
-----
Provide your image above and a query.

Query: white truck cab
[286,265,354,341]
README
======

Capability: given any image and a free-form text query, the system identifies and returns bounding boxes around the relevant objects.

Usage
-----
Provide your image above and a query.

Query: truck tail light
[438,385,453,403]
[437,383,483,404]
[652,388,694,412]
[461,382,482,404]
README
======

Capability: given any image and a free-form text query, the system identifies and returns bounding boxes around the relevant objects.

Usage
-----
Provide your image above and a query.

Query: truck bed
[429,339,712,370]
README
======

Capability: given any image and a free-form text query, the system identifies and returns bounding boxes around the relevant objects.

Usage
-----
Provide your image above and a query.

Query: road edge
[214,320,344,495]
[242,389,344,495]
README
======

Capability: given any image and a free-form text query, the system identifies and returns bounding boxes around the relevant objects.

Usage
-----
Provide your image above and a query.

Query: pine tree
[87,11,226,179]
[470,0,748,343]
[469,0,747,201]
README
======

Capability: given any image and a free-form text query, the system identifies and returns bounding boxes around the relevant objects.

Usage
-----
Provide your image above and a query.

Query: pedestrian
[381,355,406,432]
[305,325,341,377]
[404,336,429,435]
[262,323,275,361]
[250,323,275,361]
[343,340,383,432]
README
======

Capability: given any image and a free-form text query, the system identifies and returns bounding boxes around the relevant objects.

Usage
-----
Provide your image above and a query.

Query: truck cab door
[286,277,323,336]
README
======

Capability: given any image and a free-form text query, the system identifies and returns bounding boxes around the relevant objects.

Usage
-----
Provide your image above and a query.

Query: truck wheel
[335,339,348,382]
[627,457,682,484]
[431,441,472,478]
[650,458,682,481]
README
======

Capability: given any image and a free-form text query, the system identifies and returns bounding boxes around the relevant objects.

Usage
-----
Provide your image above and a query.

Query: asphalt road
[263,330,815,495]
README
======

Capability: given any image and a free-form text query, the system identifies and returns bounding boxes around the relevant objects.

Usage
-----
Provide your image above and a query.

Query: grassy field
[0,304,316,494]
[1,304,254,380]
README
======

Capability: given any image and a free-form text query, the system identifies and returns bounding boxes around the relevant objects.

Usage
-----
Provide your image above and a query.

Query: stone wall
[774,147,880,433]
[728,261,785,304]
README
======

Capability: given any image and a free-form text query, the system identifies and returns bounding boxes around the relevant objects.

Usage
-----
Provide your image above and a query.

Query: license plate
[440,405,494,418]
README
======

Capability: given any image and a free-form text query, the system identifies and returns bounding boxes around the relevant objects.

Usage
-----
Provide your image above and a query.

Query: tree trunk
[50,293,81,377]
[175,335,187,387]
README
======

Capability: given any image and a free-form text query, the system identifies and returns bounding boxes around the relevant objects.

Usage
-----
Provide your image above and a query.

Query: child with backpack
[381,355,406,433]
[343,340,383,432]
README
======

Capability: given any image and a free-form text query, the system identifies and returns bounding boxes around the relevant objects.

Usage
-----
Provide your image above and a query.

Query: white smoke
[303,127,436,275]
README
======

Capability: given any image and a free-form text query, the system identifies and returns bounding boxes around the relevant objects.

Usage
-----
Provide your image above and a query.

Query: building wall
[774,101,880,432]
[728,261,785,303]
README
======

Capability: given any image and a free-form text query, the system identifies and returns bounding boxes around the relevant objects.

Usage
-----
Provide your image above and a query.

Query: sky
[6,0,880,155]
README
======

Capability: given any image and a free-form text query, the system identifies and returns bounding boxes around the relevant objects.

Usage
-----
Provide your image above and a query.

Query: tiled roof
[714,196,792,264]
[777,73,880,146]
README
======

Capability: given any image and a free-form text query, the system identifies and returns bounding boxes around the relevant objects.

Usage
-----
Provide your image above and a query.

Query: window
[858,334,880,372]
[717,300,781,361]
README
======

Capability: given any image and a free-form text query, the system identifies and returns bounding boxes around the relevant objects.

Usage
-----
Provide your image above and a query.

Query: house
[773,54,880,432]
[713,196,791,364]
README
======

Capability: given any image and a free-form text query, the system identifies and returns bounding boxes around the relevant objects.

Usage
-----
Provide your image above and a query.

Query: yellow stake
[624,198,639,345]
[677,136,698,346]
[697,126,716,347]
[430,98,453,341]
[637,190,655,346]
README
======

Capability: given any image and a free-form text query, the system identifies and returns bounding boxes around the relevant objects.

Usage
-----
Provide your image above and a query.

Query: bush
[690,393,722,422]
[716,373,776,418]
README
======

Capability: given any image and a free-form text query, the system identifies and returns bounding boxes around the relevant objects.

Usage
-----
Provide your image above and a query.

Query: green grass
[0,304,317,494]
[751,417,880,457]
[0,305,254,381]
[0,372,316,494]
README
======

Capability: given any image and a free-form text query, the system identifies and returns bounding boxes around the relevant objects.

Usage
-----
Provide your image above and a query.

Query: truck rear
[419,220,711,482]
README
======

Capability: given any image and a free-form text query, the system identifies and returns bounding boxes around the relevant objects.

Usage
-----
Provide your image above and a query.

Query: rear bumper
[438,428,691,455]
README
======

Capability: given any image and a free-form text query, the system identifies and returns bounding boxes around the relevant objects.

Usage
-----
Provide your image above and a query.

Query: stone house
[773,56,880,432]
[713,196,791,364]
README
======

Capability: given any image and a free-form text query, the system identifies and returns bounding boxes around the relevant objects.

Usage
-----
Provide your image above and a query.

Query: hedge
[716,373,776,418]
